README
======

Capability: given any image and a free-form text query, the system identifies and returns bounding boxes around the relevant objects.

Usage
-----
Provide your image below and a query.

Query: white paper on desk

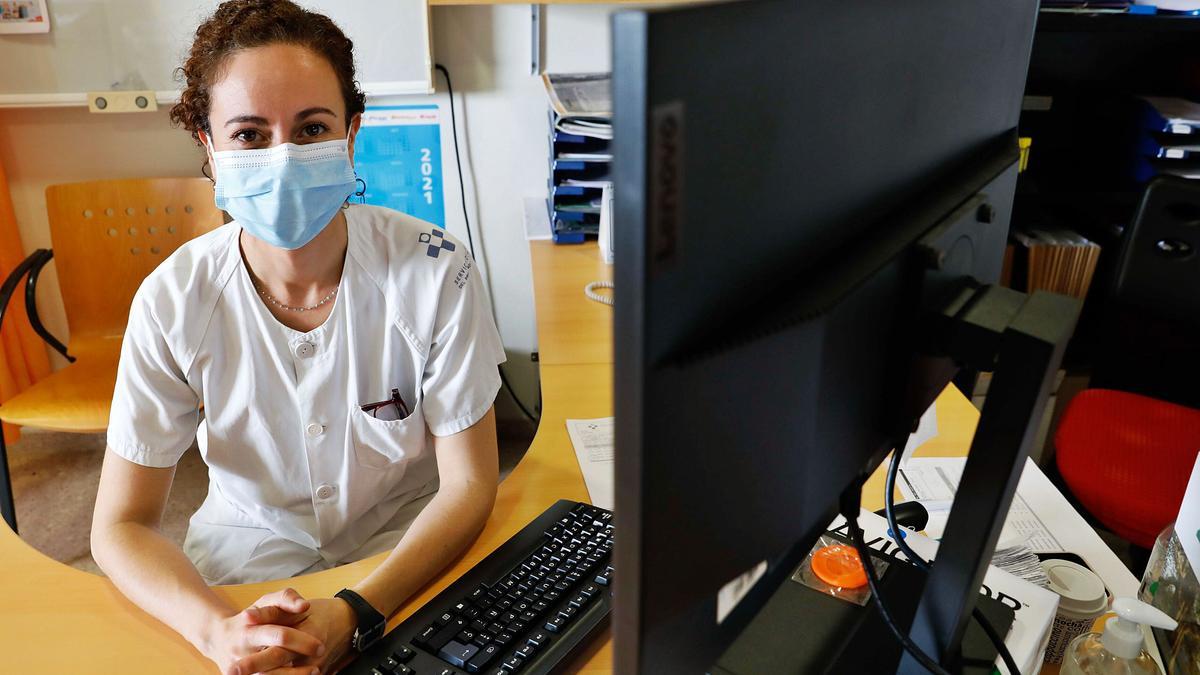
[828,509,1059,675]
[566,417,614,510]
[898,403,939,466]
[897,458,1145,597]
[890,457,1161,669]
[897,457,1065,552]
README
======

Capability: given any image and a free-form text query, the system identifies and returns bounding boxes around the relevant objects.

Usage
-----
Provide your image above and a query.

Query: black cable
[883,448,1022,675]
[434,63,476,260]
[843,494,954,675]
[435,62,539,424]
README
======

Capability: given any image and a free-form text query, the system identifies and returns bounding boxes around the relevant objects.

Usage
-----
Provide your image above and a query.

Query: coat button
[305,423,324,437]
[294,341,315,358]
[315,484,336,500]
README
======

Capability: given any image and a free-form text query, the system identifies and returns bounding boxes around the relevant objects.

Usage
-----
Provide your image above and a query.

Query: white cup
[1041,558,1109,664]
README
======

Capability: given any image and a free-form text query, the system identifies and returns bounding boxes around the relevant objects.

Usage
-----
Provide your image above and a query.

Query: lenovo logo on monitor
[649,101,684,274]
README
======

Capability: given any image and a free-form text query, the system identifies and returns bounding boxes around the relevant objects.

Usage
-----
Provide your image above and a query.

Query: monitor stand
[714,281,1079,674]
[712,541,1015,675]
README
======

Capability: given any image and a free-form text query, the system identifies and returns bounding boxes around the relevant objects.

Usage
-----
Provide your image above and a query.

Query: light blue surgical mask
[208,136,357,250]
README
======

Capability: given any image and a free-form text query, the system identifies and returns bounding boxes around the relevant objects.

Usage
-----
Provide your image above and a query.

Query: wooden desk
[0,240,982,673]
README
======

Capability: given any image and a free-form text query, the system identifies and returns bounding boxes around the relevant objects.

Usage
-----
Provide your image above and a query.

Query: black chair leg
[0,427,16,533]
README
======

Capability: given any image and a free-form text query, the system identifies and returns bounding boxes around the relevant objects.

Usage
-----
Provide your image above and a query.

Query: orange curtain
[0,156,51,444]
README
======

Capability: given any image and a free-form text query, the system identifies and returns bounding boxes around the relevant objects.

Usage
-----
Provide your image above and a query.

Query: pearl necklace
[253,279,338,312]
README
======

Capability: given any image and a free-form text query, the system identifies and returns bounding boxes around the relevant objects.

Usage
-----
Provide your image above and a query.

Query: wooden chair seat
[0,338,121,433]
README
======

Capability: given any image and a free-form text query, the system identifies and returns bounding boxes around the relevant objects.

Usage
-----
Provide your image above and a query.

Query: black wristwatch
[335,588,387,653]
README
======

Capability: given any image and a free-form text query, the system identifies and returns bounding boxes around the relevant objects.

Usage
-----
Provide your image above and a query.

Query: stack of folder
[543,73,612,244]
[1004,228,1102,300]
[1133,97,1200,182]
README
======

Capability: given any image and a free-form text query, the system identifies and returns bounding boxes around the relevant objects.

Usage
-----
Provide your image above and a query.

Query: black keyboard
[343,500,614,675]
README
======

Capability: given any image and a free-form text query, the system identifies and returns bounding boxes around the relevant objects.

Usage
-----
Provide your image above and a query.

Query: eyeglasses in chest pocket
[347,393,427,470]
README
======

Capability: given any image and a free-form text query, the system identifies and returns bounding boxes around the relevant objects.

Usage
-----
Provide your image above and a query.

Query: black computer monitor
[612,1,1054,673]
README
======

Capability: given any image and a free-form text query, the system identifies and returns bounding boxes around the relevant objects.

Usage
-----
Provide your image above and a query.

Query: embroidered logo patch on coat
[419,228,456,259]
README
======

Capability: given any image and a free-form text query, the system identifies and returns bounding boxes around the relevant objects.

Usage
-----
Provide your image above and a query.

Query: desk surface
[0,240,985,673]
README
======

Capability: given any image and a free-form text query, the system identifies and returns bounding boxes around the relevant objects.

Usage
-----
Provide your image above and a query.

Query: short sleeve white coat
[106,205,506,583]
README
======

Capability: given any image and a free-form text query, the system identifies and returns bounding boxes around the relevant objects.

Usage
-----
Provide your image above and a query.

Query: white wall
[0,5,621,422]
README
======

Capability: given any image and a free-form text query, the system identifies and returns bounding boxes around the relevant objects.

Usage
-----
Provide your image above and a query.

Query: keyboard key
[503,656,524,671]
[558,606,577,620]
[472,631,493,647]
[394,667,414,675]
[470,618,488,632]
[382,656,402,670]
[514,644,534,660]
[468,585,489,602]
[532,600,550,613]
[542,590,561,602]
[595,566,613,586]
[457,628,478,644]
[428,617,469,652]
[438,639,480,668]
[508,620,529,634]
[569,593,589,608]
[487,621,505,635]
[520,610,539,623]
[466,642,502,672]
[392,646,416,663]
[414,623,439,647]
[495,631,515,645]
[453,600,470,613]
[579,583,600,598]
[545,615,567,633]
[464,606,482,619]
[436,611,456,626]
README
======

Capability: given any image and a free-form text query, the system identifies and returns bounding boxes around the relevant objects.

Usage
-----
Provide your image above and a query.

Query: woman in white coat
[89,2,507,674]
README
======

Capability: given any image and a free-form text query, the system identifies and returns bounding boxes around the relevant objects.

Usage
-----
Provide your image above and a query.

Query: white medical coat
[106,205,506,583]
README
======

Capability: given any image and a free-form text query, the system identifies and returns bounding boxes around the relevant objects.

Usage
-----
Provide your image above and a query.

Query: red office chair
[1054,177,1200,550]
[1056,389,1200,549]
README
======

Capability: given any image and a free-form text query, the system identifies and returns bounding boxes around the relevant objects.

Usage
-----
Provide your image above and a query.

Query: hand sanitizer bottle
[1061,598,1178,675]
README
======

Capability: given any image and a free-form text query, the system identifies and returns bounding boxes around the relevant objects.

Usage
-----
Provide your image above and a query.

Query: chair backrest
[1091,176,1200,408]
[44,178,224,342]
[1114,176,1200,325]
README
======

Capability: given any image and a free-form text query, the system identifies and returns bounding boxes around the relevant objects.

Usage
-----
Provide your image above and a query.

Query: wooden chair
[0,178,223,532]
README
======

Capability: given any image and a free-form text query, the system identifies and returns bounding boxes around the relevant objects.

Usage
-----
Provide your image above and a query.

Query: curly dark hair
[170,0,367,146]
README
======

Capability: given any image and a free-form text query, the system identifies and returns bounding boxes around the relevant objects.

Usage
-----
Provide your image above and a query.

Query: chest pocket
[347,395,428,469]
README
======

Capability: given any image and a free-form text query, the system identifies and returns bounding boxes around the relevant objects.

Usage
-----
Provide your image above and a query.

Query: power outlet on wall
[87,90,159,113]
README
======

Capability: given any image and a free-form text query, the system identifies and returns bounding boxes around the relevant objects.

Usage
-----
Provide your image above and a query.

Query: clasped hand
[200,587,357,675]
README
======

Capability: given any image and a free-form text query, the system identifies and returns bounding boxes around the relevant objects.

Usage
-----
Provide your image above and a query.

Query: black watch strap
[335,588,387,652]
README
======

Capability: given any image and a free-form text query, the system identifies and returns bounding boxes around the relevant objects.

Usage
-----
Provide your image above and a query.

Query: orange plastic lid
[811,544,868,589]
